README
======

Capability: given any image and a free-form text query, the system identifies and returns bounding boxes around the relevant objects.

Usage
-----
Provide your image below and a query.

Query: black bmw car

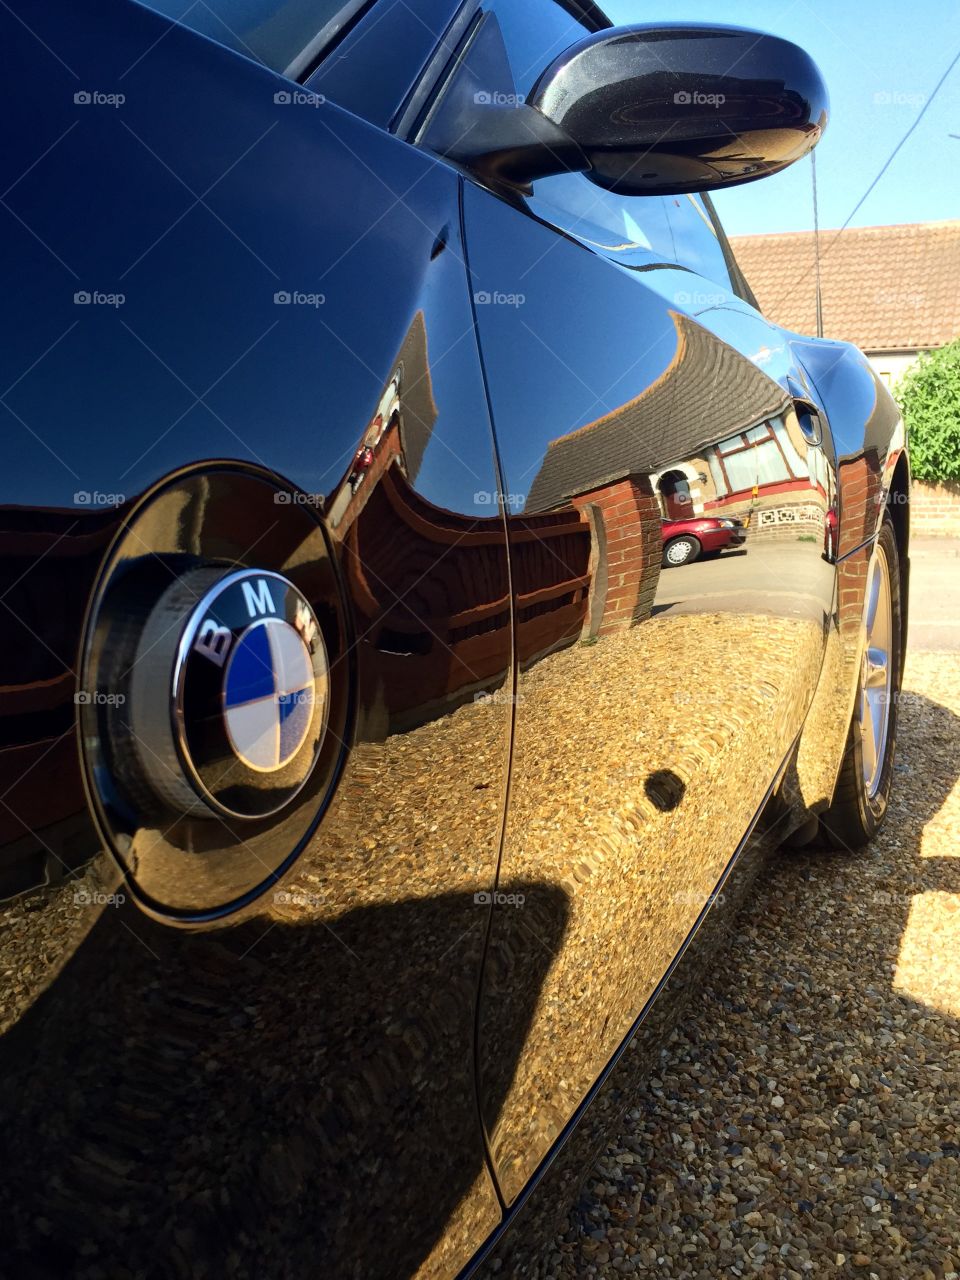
[1,0,908,1275]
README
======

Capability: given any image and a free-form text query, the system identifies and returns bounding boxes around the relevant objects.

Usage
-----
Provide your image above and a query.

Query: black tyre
[821,515,903,850]
[662,535,700,568]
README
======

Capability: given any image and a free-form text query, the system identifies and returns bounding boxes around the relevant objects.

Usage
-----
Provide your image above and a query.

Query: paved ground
[654,541,836,627]
[545,542,960,1278]
[909,539,960,652]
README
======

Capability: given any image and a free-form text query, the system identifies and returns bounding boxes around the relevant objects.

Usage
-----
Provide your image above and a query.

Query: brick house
[730,220,960,536]
[526,310,834,631]
[729,219,960,390]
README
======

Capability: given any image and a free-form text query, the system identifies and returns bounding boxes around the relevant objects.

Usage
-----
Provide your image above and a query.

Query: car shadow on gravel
[521,688,960,1278]
[0,879,570,1280]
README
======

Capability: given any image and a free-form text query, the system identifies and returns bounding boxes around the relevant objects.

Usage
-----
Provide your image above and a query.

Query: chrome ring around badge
[164,569,330,819]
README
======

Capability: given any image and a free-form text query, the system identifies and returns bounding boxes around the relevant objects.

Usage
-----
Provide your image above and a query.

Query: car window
[137,0,364,78]
[489,0,594,96]
[427,0,735,289]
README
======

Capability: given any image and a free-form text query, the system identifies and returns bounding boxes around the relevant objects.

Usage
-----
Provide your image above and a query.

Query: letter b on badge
[194,618,232,666]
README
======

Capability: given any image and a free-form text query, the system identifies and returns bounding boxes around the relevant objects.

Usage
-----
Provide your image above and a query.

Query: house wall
[867,350,921,388]
[910,481,960,538]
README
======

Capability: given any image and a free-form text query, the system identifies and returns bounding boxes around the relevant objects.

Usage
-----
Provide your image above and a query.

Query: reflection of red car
[661,516,747,567]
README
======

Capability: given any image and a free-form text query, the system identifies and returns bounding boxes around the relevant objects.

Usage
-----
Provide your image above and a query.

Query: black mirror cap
[531,23,829,196]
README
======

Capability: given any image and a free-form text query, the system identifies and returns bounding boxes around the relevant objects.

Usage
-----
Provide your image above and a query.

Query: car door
[418,0,839,1203]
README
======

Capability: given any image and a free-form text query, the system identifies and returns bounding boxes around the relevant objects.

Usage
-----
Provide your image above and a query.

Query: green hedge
[894,339,960,485]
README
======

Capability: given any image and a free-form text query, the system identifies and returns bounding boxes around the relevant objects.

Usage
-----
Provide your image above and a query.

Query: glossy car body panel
[0,0,907,1276]
[461,177,838,1202]
[1,3,516,1274]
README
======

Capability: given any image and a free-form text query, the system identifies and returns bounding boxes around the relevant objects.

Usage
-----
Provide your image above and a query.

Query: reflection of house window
[808,443,829,492]
[714,416,807,494]
[770,418,807,478]
[706,450,728,499]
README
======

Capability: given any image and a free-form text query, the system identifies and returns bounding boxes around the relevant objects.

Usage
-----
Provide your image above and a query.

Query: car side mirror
[431,22,828,196]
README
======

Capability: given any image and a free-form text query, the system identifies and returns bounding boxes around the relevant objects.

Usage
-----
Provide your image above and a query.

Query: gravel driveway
[547,649,960,1279]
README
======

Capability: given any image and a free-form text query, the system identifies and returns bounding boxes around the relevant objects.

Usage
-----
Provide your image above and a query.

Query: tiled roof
[729,220,960,353]
[526,311,786,514]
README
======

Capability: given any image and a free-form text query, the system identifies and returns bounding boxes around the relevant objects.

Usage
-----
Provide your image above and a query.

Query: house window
[714,416,804,494]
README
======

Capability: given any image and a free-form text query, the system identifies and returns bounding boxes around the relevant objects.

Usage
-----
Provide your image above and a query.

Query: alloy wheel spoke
[864,561,882,638]
[861,690,878,786]
[859,545,894,797]
[864,646,889,689]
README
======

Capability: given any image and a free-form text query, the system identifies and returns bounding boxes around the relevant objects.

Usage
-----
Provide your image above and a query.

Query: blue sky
[606,0,960,237]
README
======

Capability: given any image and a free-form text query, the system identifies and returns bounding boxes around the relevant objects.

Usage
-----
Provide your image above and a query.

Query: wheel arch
[886,449,911,662]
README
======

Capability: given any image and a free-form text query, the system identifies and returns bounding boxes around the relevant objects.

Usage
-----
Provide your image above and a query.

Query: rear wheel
[821,516,903,850]
[662,535,700,568]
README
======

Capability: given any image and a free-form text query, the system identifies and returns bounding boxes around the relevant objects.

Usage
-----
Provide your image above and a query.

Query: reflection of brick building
[525,310,802,614]
[653,411,832,543]
[327,312,597,729]
[527,312,787,515]
[569,478,661,637]
[0,508,117,899]
[340,460,592,731]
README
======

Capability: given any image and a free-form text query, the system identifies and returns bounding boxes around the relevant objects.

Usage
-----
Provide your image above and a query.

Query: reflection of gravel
[488,611,825,1203]
[547,652,960,1278]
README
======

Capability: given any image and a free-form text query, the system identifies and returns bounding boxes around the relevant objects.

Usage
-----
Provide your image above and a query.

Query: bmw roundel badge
[130,568,330,820]
[222,614,316,772]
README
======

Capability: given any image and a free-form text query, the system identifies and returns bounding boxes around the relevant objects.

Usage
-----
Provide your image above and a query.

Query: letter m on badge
[242,578,277,619]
